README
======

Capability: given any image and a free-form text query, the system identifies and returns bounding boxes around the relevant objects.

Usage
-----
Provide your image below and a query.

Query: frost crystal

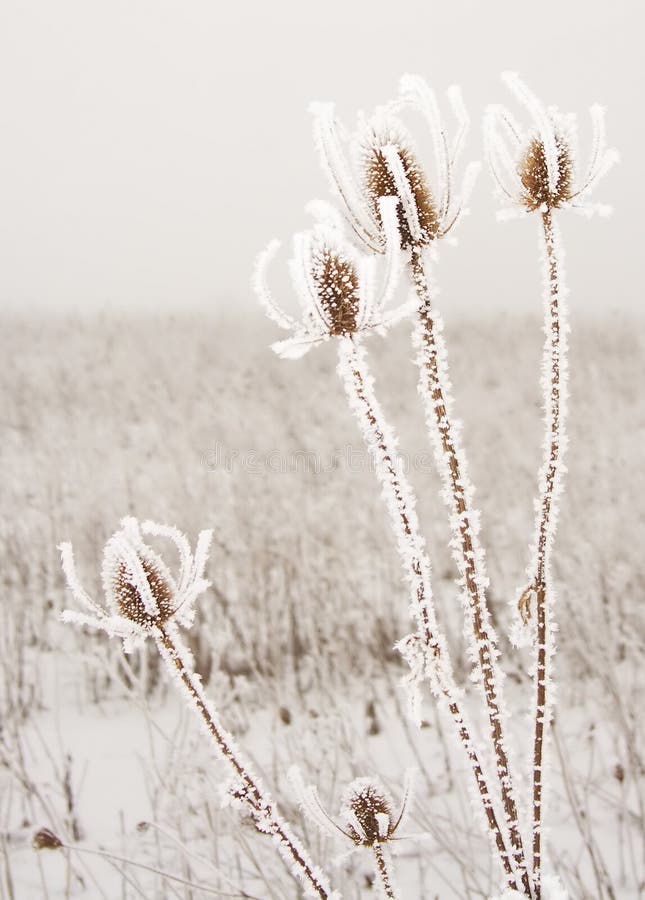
[61,519,339,899]
[311,74,480,253]
[253,198,410,359]
[59,517,212,651]
[485,72,618,218]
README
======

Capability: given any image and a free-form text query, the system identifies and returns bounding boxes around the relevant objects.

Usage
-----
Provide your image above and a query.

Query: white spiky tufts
[289,766,415,849]
[253,197,409,360]
[310,75,480,253]
[59,517,212,652]
[485,72,618,219]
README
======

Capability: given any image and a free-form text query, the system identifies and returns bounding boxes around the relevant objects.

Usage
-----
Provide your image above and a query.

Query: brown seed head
[344,780,394,845]
[33,828,63,850]
[113,557,174,628]
[311,246,361,336]
[519,133,573,211]
[362,134,439,249]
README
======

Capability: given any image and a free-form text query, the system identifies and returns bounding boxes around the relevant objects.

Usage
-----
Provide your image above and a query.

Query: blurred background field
[0,311,643,898]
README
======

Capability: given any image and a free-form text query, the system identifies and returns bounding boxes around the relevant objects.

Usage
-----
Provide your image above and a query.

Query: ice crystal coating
[519,134,573,211]
[254,198,411,359]
[109,556,174,628]
[359,122,439,249]
[59,517,213,650]
[290,767,413,849]
[309,240,361,336]
[341,778,396,846]
[311,74,480,253]
[60,521,338,899]
[485,72,618,217]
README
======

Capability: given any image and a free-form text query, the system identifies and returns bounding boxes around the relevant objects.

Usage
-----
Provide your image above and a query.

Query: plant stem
[337,336,518,891]
[409,245,530,895]
[372,843,397,899]
[154,626,335,900]
[532,208,566,897]
[54,839,259,898]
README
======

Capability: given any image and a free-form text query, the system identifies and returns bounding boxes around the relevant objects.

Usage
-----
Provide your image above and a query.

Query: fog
[0,0,639,316]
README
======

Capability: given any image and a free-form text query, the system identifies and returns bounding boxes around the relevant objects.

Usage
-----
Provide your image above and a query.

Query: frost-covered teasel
[314,80,526,880]
[485,72,618,217]
[259,207,519,888]
[254,197,409,359]
[60,518,338,900]
[291,770,414,899]
[59,517,212,651]
[487,72,617,899]
[311,74,480,253]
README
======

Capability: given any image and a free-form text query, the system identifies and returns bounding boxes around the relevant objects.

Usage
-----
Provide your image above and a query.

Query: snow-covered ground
[1,312,643,898]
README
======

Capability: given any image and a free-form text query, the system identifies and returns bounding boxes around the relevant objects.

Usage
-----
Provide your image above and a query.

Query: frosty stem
[372,843,397,899]
[409,245,531,895]
[154,625,335,900]
[531,208,566,897]
[337,336,518,891]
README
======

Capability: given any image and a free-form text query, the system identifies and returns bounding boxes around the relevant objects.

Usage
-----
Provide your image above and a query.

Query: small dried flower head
[485,72,619,218]
[359,121,439,249]
[311,74,480,254]
[254,200,413,359]
[60,517,212,651]
[309,239,361,336]
[289,767,414,849]
[519,132,573,211]
[107,549,175,629]
[33,828,63,850]
[341,778,397,846]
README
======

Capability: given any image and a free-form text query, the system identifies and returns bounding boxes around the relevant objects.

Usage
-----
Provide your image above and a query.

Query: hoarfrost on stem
[60,517,339,900]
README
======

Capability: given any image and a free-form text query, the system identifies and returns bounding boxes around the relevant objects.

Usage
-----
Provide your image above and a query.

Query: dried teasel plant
[255,211,525,893]
[485,72,618,219]
[51,71,617,900]
[309,76,531,894]
[485,72,618,899]
[253,196,409,359]
[59,517,339,900]
[290,769,415,899]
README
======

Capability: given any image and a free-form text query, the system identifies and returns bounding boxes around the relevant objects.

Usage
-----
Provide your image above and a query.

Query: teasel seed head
[110,557,175,629]
[310,240,361,336]
[360,126,439,249]
[254,199,412,360]
[310,77,479,253]
[342,778,396,845]
[486,72,618,218]
[289,766,414,854]
[60,517,212,650]
[519,133,574,211]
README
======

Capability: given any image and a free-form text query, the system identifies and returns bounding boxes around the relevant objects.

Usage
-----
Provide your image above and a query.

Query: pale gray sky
[0,0,640,317]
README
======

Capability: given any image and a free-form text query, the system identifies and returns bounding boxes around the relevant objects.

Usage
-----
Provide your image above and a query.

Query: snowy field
[0,312,643,899]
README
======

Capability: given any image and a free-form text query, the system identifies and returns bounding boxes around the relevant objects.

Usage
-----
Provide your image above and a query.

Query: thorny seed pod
[311,74,480,254]
[290,768,413,848]
[309,239,361,336]
[359,121,439,249]
[518,133,573,211]
[485,72,618,217]
[59,517,212,650]
[33,828,63,850]
[107,550,175,629]
[254,199,412,359]
[341,778,400,847]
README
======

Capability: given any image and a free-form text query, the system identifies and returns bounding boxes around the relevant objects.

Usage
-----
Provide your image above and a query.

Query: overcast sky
[0,0,640,317]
